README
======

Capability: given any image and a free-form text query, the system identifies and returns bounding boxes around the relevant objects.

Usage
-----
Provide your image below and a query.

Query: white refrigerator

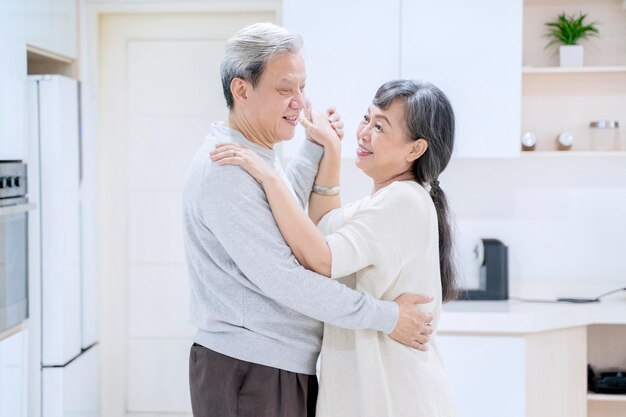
[27,75,100,417]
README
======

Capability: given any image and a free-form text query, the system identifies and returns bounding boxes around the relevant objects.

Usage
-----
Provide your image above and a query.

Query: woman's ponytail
[430,182,457,302]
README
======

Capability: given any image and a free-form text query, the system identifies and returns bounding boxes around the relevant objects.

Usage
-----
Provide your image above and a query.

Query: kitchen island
[438,300,626,417]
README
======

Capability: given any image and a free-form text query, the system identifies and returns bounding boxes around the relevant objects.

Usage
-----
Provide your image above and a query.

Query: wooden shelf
[588,393,626,403]
[0,323,25,342]
[27,45,78,79]
[521,151,626,157]
[523,66,626,74]
[587,325,626,417]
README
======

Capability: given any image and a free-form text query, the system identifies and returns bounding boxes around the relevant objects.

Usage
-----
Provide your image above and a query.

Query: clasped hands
[210,103,344,184]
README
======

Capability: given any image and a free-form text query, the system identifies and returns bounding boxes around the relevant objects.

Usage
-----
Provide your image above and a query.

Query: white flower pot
[559,45,583,67]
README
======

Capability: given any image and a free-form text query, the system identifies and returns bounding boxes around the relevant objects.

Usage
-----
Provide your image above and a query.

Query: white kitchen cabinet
[0,330,28,417]
[438,334,526,417]
[42,345,100,417]
[437,300,626,417]
[0,0,27,161]
[26,0,77,59]
[401,0,523,158]
[438,328,587,417]
[281,0,401,159]
[281,0,522,159]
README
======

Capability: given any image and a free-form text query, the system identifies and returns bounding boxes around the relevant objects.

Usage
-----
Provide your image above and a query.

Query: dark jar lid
[590,120,619,129]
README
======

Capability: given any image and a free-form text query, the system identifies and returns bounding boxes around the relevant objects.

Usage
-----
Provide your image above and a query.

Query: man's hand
[389,293,434,351]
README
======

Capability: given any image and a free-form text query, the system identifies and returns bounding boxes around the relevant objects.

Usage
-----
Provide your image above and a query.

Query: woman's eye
[374,123,383,132]
[362,115,369,124]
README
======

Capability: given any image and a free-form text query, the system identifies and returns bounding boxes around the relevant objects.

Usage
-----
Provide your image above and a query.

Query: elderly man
[183,23,433,417]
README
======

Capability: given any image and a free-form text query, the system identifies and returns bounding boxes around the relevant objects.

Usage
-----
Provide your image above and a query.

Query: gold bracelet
[312,184,340,196]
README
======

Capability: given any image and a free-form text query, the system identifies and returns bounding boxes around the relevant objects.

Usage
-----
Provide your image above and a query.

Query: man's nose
[290,92,306,110]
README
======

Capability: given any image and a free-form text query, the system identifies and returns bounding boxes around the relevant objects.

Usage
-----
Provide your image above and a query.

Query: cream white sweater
[316,181,457,417]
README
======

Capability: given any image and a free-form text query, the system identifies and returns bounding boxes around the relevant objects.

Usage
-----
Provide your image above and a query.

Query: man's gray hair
[220,23,303,110]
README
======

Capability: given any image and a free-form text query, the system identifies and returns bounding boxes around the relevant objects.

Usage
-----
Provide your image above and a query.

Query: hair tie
[430,179,440,199]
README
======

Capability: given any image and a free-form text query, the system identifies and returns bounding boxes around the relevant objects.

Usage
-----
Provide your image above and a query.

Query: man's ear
[407,138,428,162]
[230,77,250,107]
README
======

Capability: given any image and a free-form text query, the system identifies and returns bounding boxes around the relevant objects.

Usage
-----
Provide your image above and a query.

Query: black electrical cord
[510,287,626,304]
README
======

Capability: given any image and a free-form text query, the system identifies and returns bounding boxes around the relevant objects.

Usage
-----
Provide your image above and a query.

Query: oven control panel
[0,162,27,201]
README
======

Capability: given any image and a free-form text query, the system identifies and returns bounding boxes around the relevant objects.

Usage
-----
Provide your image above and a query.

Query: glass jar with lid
[590,120,620,151]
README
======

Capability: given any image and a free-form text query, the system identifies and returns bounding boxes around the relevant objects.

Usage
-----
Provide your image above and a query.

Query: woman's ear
[230,77,249,107]
[407,138,428,162]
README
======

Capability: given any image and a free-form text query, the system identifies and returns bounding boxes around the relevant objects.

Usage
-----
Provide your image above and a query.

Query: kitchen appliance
[0,162,32,333]
[27,75,99,417]
[589,365,626,394]
[458,239,509,301]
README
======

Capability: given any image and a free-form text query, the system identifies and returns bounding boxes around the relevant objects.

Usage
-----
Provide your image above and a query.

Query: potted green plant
[545,12,599,67]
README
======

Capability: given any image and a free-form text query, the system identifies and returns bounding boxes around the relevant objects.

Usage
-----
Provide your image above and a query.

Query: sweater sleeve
[200,163,399,333]
[318,207,347,236]
[284,140,324,208]
[325,184,423,279]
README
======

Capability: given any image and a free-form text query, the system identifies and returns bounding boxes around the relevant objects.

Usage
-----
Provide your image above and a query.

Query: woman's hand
[302,104,343,149]
[325,106,345,141]
[210,143,277,185]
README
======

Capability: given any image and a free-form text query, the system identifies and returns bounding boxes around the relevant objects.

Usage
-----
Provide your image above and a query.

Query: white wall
[328,154,626,299]
[446,156,626,297]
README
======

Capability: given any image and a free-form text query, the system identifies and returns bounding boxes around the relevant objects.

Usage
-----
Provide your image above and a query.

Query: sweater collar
[209,121,276,162]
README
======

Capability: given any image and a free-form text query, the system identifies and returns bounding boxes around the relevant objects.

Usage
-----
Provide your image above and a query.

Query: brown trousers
[189,343,318,417]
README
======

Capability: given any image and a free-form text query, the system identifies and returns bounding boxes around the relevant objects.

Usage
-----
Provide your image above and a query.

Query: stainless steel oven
[0,162,32,333]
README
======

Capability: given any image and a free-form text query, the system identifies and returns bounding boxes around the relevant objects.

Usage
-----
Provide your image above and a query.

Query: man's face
[245,53,307,144]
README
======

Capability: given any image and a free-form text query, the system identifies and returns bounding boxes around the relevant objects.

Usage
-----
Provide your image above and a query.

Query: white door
[79,82,99,350]
[42,345,100,417]
[0,329,28,417]
[0,0,26,161]
[29,76,82,367]
[98,11,277,416]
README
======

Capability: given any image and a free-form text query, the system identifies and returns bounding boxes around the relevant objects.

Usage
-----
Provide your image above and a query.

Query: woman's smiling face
[355,99,424,184]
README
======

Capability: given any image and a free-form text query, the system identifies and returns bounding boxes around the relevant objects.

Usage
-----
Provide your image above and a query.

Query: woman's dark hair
[373,79,458,302]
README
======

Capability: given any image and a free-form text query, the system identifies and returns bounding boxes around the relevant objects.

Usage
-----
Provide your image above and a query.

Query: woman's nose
[358,125,372,142]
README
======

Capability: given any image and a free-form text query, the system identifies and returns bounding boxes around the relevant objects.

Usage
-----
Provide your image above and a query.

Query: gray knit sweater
[183,122,399,375]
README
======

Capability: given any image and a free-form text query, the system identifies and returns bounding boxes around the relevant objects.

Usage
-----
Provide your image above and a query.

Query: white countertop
[439,299,626,334]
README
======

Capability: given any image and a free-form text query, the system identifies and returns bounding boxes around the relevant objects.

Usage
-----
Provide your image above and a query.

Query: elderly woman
[211,79,458,416]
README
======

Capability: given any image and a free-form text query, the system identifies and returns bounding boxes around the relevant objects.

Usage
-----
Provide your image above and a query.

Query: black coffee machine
[458,239,508,301]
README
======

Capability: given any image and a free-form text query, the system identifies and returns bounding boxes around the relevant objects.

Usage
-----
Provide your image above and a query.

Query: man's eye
[279,89,291,94]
